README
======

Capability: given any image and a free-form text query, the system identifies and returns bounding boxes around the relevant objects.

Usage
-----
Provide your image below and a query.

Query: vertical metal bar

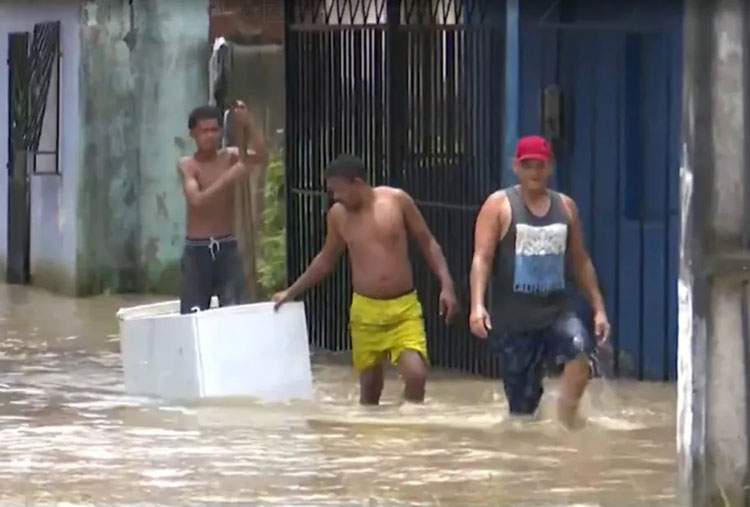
[437,23,447,367]
[386,0,403,187]
[319,27,328,349]
[332,24,341,160]
[301,28,313,345]
[362,16,368,179]
[457,10,469,374]
[466,8,478,363]
[52,42,61,174]
[366,23,374,183]
[614,36,623,378]
[355,23,364,174]
[374,22,383,184]
[635,34,646,381]
[312,26,322,348]
[315,23,324,350]
[284,0,295,289]
[406,26,414,194]
[297,25,306,342]
[328,24,337,352]
[470,0,482,376]
[482,7,500,378]
[340,11,350,351]
[344,16,352,159]
[414,17,422,191]
[347,20,355,155]
[301,30,309,192]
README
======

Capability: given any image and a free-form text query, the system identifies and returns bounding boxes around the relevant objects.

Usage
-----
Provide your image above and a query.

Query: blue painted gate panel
[517,0,682,380]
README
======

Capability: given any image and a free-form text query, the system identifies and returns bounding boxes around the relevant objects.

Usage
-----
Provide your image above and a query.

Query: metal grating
[26,21,61,155]
[7,22,61,164]
[402,0,496,26]
[288,0,499,27]
[285,0,505,376]
[289,0,388,26]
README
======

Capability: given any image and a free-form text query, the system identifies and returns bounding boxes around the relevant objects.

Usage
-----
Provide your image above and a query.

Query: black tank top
[490,186,571,332]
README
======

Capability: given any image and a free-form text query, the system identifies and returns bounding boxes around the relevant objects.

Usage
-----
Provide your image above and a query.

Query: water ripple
[0,286,677,505]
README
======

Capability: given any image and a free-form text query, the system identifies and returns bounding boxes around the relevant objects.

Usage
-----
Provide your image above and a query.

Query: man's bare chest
[340,210,405,249]
[192,152,231,189]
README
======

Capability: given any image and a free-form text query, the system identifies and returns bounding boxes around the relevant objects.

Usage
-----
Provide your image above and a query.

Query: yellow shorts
[349,290,429,371]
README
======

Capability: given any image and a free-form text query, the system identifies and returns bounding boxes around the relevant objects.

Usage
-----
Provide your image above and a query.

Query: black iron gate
[6,22,61,284]
[285,0,505,375]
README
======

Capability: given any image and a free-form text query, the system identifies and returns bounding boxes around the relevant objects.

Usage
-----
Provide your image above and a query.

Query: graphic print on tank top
[513,222,568,294]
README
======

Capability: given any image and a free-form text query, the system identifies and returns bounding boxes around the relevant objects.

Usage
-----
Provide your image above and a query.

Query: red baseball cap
[515,135,552,161]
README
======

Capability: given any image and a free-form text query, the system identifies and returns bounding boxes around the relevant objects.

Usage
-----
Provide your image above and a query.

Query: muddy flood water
[0,284,676,505]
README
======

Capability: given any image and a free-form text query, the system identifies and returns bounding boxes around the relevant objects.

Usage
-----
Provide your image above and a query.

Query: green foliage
[257,147,286,299]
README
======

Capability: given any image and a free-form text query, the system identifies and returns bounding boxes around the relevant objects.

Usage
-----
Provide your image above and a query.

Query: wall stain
[156,192,169,219]
[174,136,187,151]
[124,184,137,207]
[143,236,159,265]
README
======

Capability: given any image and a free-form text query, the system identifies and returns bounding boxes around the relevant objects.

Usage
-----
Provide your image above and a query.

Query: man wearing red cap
[469,135,610,428]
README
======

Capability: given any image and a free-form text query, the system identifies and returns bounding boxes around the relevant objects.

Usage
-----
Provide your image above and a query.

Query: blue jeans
[179,235,245,314]
[490,311,598,415]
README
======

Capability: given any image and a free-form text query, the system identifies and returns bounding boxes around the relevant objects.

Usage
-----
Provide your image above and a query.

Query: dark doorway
[6,21,61,285]
[7,32,31,284]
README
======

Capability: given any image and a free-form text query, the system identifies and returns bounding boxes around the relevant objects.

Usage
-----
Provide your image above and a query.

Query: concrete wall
[134,1,210,293]
[0,0,82,293]
[77,0,209,295]
[0,0,207,296]
[679,0,750,504]
[77,0,140,295]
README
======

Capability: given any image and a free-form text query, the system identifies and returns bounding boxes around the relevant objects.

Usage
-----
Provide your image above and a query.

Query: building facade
[0,0,209,296]
[0,0,81,294]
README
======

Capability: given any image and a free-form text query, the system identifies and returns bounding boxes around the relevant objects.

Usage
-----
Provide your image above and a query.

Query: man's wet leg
[557,356,590,429]
[496,332,545,417]
[397,349,426,403]
[180,243,213,314]
[549,312,595,429]
[215,239,246,307]
[359,362,384,405]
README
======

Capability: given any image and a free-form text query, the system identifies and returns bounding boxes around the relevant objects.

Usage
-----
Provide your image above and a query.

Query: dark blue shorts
[489,311,598,415]
[180,235,246,314]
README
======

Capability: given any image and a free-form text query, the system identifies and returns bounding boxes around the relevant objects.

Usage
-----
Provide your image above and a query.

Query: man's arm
[178,159,243,208]
[470,192,504,310]
[398,190,454,291]
[562,195,606,314]
[285,206,346,300]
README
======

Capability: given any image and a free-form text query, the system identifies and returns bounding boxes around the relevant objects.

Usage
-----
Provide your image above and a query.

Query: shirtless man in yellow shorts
[272,154,458,404]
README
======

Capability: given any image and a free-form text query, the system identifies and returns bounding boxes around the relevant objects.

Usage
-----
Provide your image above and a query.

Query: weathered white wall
[0,0,81,293]
[135,1,210,293]
[680,0,750,504]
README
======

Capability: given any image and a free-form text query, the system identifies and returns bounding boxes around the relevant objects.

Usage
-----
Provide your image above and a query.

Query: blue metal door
[517,0,682,380]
